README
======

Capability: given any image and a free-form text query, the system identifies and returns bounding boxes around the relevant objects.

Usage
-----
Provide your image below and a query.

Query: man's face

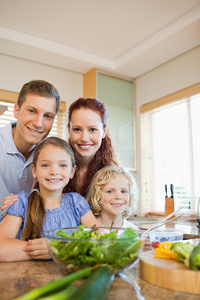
[14,94,57,150]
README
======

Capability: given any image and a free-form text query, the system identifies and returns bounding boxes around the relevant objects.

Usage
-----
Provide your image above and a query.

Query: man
[0,80,60,214]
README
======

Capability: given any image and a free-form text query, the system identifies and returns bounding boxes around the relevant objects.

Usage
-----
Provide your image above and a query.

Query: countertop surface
[1,217,200,300]
[1,259,200,300]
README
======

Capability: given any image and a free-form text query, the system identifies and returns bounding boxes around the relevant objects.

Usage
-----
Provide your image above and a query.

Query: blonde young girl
[86,166,138,230]
[0,137,98,262]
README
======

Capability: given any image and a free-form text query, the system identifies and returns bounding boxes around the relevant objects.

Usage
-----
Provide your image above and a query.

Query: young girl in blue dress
[0,137,99,262]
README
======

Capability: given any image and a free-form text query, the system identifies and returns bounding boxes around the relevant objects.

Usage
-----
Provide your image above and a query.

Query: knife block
[165,197,174,219]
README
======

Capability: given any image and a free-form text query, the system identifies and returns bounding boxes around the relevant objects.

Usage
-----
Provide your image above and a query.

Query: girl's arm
[80,209,101,227]
[0,214,30,262]
[0,214,51,261]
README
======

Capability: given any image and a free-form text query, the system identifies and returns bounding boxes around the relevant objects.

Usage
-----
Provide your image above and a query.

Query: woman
[65,97,118,196]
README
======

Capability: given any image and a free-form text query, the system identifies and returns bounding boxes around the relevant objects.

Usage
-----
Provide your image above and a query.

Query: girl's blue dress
[2,191,90,239]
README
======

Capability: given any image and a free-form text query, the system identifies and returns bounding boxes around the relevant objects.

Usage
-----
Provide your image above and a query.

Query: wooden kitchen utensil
[140,250,200,294]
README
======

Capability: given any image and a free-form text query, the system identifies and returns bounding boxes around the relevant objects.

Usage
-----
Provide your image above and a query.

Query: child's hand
[23,238,51,260]
[144,236,150,247]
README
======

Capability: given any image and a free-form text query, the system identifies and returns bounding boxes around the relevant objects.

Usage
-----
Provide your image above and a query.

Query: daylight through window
[140,85,200,215]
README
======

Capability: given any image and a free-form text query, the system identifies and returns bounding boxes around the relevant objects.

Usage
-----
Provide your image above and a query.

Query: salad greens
[49,225,142,273]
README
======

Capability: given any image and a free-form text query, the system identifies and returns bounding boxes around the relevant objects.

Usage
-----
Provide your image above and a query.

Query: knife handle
[165,184,174,218]
[197,197,200,228]
[170,184,174,198]
[165,184,168,198]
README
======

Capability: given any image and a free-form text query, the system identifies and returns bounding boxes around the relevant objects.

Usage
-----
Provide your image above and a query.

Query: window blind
[140,92,200,215]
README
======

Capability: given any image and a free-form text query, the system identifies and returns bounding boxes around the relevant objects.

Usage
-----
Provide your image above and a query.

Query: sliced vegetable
[189,243,200,270]
[151,241,160,248]
[67,266,114,300]
[170,242,195,268]
[154,241,177,260]
[15,268,91,300]
[39,283,77,300]
[154,240,200,271]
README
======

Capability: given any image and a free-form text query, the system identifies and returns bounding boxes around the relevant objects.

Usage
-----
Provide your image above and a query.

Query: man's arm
[0,194,19,215]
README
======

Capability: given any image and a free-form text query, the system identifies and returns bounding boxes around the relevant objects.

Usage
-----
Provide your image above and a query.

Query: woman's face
[68,108,107,161]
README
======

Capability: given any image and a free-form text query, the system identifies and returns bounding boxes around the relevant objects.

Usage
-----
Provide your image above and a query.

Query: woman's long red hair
[64,98,118,196]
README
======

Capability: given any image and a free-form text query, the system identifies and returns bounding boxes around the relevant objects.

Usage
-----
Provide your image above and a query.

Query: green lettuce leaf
[50,226,141,272]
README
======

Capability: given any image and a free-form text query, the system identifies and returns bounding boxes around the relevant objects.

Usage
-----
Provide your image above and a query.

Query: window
[140,83,200,215]
[0,89,67,139]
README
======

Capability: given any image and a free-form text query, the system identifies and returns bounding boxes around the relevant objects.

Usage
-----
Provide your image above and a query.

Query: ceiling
[0,0,200,78]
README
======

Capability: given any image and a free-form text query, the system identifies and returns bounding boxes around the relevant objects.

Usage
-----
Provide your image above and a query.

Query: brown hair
[86,166,138,218]
[17,80,60,114]
[22,137,75,240]
[65,97,118,196]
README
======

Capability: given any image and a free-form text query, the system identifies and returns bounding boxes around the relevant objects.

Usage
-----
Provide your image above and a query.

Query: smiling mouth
[111,203,124,207]
[27,126,44,134]
[78,144,93,150]
[46,179,62,183]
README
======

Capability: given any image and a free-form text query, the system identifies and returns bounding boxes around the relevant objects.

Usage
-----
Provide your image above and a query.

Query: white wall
[0,54,83,111]
[137,46,200,106]
[135,46,200,215]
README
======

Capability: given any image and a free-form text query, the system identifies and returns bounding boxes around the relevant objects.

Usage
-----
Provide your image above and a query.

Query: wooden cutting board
[140,250,200,294]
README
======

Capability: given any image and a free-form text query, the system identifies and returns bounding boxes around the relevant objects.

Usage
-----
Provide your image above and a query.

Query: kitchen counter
[132,214,200,238]
[1,258,200,300]
[1,218,200,300]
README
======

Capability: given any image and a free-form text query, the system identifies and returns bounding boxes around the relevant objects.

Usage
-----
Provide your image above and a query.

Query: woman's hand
[143,236,151,251]
[23,238,51,260]
[0,194,19,215]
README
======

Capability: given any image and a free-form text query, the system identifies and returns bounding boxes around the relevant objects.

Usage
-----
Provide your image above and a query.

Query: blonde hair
[86,166,138,218]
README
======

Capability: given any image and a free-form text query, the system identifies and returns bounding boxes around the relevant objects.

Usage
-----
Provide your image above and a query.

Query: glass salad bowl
[42,226,145,274]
